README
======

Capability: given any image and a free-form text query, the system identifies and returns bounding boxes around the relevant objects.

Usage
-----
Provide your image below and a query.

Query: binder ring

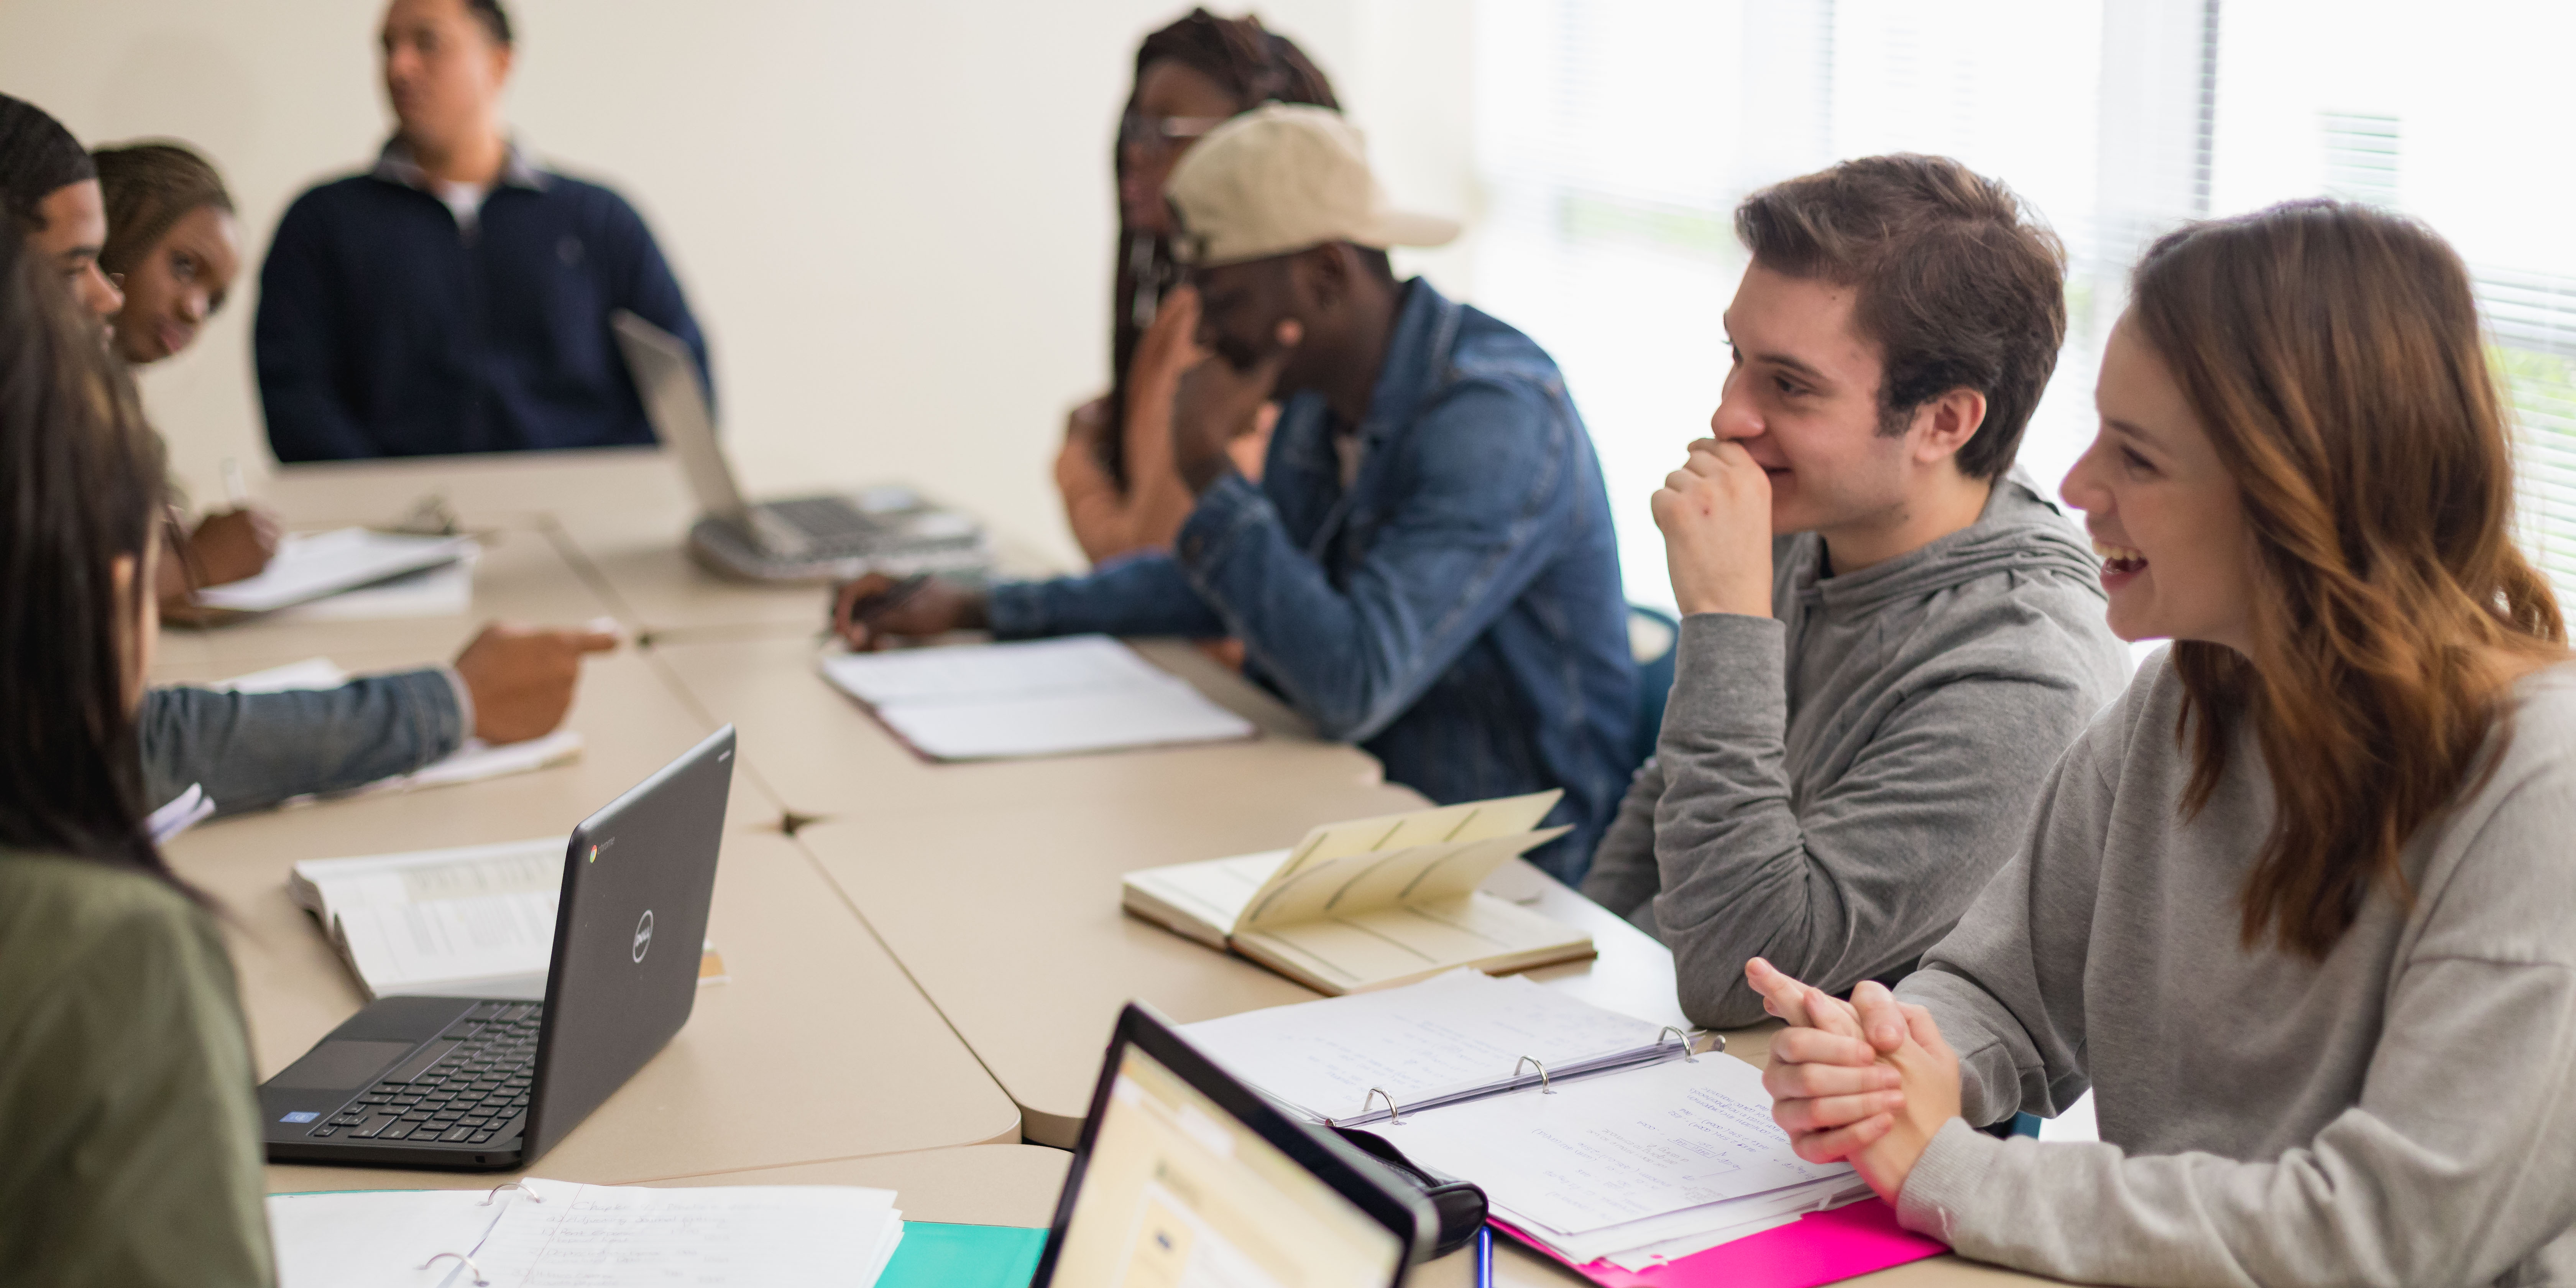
[481,1180,544,1206]
[421,1251,491,1286]
[1362,1087,1404,1124]
[1515,1056,1556,1093]
[1657,1025,1701,1062]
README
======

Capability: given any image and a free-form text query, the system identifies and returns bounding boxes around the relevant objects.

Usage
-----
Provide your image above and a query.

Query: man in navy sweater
[255,0,707,460]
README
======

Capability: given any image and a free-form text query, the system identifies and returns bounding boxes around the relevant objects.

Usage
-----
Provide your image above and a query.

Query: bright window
[1473,0,2576,608]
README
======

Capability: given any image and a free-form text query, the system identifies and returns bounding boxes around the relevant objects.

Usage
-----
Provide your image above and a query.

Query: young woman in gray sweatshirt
[1755,201,2576,1286]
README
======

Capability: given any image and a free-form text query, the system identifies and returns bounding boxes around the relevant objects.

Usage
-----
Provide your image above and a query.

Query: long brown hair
[0,209,179,884]
[1103,9,1336,487]
[2130,199,2565,958]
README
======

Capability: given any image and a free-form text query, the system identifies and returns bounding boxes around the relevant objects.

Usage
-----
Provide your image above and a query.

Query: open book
[818,634,1255,761]
[269,1177,904,1288]
[1180,972,1907,1281]
[289,838,726,1000]
[1120,791,1593,994]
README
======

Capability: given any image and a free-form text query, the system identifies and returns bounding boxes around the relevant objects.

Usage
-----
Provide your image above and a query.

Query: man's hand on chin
[1652,437,1776,618]
[1172,320,1298,495]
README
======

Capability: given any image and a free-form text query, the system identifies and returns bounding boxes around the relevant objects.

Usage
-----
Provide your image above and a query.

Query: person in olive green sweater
[0,222,272,1285]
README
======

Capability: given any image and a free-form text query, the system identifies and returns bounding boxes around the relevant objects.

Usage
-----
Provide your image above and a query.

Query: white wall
[0,0,1475,566]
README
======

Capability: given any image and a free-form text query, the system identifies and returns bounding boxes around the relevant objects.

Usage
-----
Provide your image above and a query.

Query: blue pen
[1475,1224,1493,1288]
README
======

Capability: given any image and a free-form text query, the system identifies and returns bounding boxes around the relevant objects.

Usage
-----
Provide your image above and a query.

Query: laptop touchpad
[268,1040,412,1090]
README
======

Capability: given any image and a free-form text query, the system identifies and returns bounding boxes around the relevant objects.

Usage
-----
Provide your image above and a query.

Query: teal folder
[878,1221,1049,1288]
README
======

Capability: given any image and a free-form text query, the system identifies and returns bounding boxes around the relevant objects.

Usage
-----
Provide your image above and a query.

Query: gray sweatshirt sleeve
[1577,759,1665,933]
[1649,613,2105,1028]
[139,669,470,817]
[1894,692,2576,1286]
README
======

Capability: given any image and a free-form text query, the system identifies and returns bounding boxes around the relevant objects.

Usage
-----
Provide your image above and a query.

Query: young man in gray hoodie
[1582,155,2131,1029]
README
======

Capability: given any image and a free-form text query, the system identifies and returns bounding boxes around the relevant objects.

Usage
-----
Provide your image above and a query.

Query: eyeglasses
[1119,112,1228,154]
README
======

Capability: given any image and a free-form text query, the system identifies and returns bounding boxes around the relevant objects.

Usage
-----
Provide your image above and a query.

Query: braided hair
[0,94,96,232]
[94,142,234,280]
[1102,9,1336,487]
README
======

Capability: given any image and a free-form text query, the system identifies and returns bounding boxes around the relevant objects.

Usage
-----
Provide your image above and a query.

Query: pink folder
[1494,1197,1947,1288]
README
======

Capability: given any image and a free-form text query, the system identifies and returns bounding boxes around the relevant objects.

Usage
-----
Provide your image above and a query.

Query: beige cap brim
[1365,209,1465,251]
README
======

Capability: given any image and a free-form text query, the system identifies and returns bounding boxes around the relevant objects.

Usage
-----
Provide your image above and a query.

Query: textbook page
[819,635,1255,761]
[294,838,565,1000]
[1180,969,1675,1122]
[473,1178,903,1286]
[1377,1051,1850,1237]
[193,528,474,613]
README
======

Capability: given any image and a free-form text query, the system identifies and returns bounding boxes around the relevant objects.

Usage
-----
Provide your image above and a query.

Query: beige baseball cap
[1165,103,1461,269]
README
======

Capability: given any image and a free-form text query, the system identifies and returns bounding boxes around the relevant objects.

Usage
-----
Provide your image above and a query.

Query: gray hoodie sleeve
[1578,759,1666,932]
[1648,613,2110,1028]
[1893,677,2576,1287]
[139,670,470,817]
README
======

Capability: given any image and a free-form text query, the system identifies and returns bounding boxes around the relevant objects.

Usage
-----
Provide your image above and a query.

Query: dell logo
[632,909,655,963]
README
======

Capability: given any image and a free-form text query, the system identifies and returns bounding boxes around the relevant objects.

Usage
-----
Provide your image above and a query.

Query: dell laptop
[1031,1003,1433,1287]
[260,726,736,1170]
[611,310,989,582]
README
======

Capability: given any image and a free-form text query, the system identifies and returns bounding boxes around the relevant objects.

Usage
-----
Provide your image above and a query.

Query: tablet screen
[1047,1042,1406,1288]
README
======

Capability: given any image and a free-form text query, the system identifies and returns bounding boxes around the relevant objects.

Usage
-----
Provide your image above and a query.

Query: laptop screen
[1045,1042,1408,1288]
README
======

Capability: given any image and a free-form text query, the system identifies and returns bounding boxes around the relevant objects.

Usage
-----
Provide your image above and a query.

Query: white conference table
[201,448,2052,1286]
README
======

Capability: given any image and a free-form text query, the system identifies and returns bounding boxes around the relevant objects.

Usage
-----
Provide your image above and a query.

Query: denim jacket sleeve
[984,549,1230,639]
[138,669,471,816]
[1169,380,1577,744]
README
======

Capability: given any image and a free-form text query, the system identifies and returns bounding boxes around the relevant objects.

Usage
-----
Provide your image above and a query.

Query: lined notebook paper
[819,635,1255,761]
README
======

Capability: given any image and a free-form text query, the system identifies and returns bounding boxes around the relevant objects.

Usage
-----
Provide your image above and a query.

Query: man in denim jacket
[837,106,1633,879]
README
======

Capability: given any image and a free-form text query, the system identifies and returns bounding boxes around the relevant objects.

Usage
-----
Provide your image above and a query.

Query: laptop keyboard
[307,1001,542,1146]
[766,496,882,543]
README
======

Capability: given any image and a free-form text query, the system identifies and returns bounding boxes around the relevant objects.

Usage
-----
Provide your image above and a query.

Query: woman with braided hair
[1054,8,1338,565]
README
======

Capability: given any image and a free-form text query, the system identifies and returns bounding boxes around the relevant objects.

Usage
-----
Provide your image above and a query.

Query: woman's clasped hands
[1745,956,1966,1203]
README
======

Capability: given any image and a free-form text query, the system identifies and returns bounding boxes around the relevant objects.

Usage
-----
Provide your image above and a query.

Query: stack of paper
[212,658,586,806]
[818,634,1255,761]
[288,838,729,1001]
[269,1177,904,1288]
[1177,971,1892,1278]
[1123,793,1591,994]
[192,527,476,615]
[1375,1055,1869,1272]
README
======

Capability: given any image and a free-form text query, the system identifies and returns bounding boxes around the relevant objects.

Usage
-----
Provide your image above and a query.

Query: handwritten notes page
[1377,1051,1850,1236]
[471,1179,903,1286]
[1180,969,1673,1122]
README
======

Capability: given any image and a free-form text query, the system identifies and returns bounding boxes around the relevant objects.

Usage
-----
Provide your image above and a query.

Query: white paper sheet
[819,635,1254,760]
[1377,1051,1849,1236]
[268,1180,904,1288]
[193,528,475,613]
[1180,969,1669,1121]
[472,1178,903,1287]
[268,1187,516,1288]
[273,552,478,622]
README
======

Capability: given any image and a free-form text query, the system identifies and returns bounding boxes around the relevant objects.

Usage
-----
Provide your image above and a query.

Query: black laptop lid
[519,725,735,1161]
[1031,1003,1429,1287]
